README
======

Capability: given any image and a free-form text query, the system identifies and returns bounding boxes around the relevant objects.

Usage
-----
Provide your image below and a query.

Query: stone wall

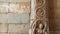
[0,0,30,34]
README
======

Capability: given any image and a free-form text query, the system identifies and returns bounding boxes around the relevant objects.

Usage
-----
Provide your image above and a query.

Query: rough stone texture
[0,0,30,34]
[9,2,30,14]
[0,2,30,23]
[7,13,29,23]
[0,24,7,32]
[0,33,7,34]
[0,14,8,23]
[8,24,30,33]
[0,3,8,13]
[0,0,30,2]
[31,0,49,34]
[8,32,29,34]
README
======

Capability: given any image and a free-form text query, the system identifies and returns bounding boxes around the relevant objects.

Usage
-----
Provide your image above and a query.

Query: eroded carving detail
[32,19,48,34]
[31,0,49,34]
[36,8,45,19]
[36,0,45,6]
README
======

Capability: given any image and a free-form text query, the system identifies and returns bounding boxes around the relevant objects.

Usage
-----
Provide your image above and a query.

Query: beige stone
[0,24,7,32]
[0,14,8,23]
[0,0,9,2]
[8,32,17,34]
[0,3,8,13]
[8,24,30,33]
[7,13,29,23]
[9,3,30,14]
[0,0,30,34]
[0,2,30,23]
[7,3,30,23]
[9,32,28,34]
[17,32,29,34]
[8,24,16,32]
[0,0,30,2]
[0,32,6,34]
[10,0,30,2]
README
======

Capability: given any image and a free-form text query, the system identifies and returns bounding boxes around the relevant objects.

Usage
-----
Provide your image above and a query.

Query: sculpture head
[39,23,44,29]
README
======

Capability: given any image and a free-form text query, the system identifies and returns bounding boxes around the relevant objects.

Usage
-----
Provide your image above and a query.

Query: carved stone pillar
[31,0,49,34]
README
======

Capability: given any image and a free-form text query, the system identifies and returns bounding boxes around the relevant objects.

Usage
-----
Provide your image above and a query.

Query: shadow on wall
[47,0,57,34]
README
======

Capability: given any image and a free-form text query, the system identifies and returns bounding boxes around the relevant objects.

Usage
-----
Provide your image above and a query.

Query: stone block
[8,24,30,33]
[9,32,29,34]
[7,13,29,23]
[10,0,30,2]
[0,14,8,23]
[0,3,8,13]
[0,32,6,34]
[9,3,30,14]
[0,24,7,32]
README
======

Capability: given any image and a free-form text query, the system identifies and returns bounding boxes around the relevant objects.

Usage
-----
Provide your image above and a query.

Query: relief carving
[36,0,45,6]
[31,0,49,34]
[36,8,45,19]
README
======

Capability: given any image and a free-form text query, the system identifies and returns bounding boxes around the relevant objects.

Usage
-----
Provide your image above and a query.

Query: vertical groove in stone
[31,0,49,34]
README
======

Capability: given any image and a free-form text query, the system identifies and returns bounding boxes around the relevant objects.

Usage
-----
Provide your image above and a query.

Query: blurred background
[47,0,60,34]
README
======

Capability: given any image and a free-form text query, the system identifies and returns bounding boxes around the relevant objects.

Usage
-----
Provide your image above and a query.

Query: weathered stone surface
[8,32,17,34]
[7,13,29,23]
[0,2,30,23]
[8,24,30,32]
[0,24,7,32]
[31,0,49,34]
[0,14,8,23]
[0,32,6,34]
[8,32,29,34]
[10,0,30,2]
[0,0,30,34]
[0,0,30,2]
[9,3,30,14]
[0,3,8,13]
[0,12,29,24]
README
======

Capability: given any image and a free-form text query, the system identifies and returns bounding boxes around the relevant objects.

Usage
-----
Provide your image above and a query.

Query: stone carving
[36,0,45,8]
[31,0,49,34]
[32,19,48,34]
[36,8,45,19]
